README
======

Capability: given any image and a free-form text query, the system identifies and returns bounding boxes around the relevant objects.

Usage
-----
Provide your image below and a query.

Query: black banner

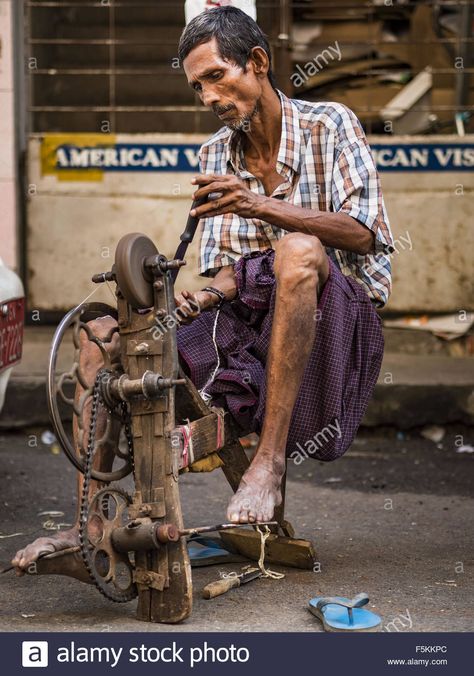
[5,632,470,675]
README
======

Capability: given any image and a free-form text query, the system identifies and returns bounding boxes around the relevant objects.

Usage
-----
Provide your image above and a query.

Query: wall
[0,0,18,271]
[26,134,474,314]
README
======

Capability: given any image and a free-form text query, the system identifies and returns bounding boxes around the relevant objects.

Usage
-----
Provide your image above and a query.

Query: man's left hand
[190,174,264,219]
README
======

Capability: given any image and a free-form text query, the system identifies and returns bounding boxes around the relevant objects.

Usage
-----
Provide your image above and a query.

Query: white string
[198,307,221,403]
[241,526,286,581]
[105,279,117,304]
[255,526,285,579]
[73,284,100,310]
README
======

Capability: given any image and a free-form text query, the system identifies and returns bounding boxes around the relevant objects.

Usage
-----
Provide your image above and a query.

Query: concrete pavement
[0,428,472,632]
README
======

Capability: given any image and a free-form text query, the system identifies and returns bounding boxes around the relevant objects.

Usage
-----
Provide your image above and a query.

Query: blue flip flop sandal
[308,593,381,632]
[188,536,246,567]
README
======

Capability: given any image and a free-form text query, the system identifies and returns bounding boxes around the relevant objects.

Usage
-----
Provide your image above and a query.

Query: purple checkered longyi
[177,248,384,462]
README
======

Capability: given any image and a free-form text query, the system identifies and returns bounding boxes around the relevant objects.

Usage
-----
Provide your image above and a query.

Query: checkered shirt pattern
[198,90,394,306]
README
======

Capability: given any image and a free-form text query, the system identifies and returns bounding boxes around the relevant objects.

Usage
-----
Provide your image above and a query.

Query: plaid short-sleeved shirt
[198,90,394,306]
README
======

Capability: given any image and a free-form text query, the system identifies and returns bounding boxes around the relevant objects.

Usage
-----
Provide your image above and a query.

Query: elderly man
[13,6,392,574]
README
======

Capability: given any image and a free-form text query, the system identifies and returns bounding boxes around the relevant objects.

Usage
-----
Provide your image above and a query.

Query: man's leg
[12,316,121,574]
[227,233,329,523]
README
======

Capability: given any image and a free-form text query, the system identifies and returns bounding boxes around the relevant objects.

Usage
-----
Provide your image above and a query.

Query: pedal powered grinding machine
[35,201,317,623]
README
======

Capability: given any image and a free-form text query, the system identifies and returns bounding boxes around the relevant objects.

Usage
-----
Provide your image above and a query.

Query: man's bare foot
[12,527,80,576]
[226,459,284,524]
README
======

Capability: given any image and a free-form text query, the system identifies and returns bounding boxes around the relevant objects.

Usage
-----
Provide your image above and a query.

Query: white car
[0,256,24,413]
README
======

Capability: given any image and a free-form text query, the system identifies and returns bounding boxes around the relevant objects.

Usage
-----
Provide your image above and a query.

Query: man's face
[183,37,262,131]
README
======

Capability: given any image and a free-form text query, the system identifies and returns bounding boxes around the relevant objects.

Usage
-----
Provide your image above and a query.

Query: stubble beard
[226,101,260,131]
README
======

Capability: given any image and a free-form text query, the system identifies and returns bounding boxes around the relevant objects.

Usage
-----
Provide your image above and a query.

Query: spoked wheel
[47,301,134,482]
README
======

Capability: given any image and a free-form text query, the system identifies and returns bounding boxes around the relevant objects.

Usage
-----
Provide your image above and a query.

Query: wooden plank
[176,370,212,420]
[119,290,192,623]
[148,278,192,623]
[217,437,251,493]
[133,398,168,415]
[172,413,225,469]
[220,529,317,570]
[154,414,164,437]
[131,415,142,438]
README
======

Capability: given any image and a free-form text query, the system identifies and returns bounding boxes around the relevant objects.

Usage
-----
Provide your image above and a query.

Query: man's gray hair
[178,6,276,89]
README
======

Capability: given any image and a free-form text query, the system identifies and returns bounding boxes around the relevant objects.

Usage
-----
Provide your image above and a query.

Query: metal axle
[111,520,278,553]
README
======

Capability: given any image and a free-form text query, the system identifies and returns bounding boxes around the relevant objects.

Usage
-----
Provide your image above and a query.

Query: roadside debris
[40,430,61,455]
[420,425,446,443]
[456,444,474,454]
[40,430,56,445]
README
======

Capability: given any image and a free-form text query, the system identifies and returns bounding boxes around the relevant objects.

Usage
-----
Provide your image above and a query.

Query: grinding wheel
[115,233,158,309]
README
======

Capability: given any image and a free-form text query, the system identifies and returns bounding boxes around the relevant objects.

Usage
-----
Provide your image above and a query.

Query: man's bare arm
[174,264,236,324]
[254,198,375,256]
[190,174,375,256]
[203,263,238,303]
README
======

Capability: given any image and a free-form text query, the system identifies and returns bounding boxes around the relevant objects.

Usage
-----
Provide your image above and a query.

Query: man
[12,7,393,573]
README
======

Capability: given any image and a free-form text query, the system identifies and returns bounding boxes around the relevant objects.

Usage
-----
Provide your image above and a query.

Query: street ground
[0,427,472,633]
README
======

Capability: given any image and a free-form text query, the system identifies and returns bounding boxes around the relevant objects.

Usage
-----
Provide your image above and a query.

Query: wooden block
[220,529,317,570]
[128,487,165,519]
[172,413,225,469]
[133,569,166,591]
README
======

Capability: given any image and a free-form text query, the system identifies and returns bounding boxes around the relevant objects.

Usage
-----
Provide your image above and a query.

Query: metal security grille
[288,0,473,134]
[25,0,473,135]
[24,0,289,134]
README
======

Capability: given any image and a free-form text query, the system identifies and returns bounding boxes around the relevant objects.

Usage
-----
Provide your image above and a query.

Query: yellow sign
[41,134,117,182]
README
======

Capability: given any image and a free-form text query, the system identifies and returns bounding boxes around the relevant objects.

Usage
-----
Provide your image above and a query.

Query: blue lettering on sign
[55,144,202,172]
[54,143,474,172]
[371,144,474,171]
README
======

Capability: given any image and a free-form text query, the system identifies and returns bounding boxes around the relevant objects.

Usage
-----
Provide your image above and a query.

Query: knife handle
[202,576,241,599]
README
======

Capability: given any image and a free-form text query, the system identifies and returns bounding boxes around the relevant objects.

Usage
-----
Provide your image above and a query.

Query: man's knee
[274,233,326,285]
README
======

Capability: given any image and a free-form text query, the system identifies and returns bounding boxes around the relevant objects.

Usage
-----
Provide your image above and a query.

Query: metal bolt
[135,342,149,354]
[153,280,164,291]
